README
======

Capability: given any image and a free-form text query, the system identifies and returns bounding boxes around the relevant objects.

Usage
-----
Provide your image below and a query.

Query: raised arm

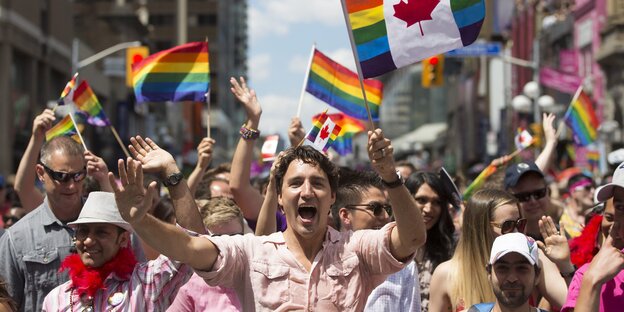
[187,137,215,196]
[84,151,112,192]
[255,154,282,235]
[368,129,426,260]
[109,158,218,271]
[535,113,557,172]
[228,77,265,221]
[128,136,205,234]
[14,110,53,211]
[288,117,305,147]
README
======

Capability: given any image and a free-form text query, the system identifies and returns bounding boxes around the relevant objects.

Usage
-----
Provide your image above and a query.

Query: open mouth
[298,206,317,223]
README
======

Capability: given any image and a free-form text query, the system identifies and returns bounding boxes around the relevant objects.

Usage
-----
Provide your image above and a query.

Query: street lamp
[512,81,555,123]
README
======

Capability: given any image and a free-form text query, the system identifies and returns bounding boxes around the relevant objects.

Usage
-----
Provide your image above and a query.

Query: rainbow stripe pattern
[564,89,599,146]
[463,164,497,200]
[344,0,485,78]
[306,112,330,142]
[45,114,78,141]
[132,41,210,103]
[73,80,111,127]
[306,49,383,120]
[58,73,78,105]
[313,112,366,155]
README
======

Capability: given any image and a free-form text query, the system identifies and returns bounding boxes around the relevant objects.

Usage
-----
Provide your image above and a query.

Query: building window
[149,14,174,26]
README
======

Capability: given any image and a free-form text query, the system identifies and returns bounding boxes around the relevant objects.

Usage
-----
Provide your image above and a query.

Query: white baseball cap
[595,162,624,203]
[68,192,133,232]
[489,233,539,267]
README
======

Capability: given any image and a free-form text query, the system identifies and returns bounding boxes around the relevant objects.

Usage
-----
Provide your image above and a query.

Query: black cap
[504,161,544,190]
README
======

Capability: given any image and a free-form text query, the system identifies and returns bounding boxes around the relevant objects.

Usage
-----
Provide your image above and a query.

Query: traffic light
[421,55,444,88]
[126,46,149,86]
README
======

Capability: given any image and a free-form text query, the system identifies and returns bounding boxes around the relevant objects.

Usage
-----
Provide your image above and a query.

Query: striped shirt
[42,254,192,311]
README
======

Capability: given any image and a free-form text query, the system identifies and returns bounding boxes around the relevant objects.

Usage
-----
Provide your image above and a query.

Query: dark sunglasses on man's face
[513,187,548,203]
[2,216,20,224]
[41,163,87,183]
[346,202,393,217]
[491,218,528,234]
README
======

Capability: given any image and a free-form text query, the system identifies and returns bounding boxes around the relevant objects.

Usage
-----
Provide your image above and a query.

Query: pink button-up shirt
[167,273,242,312]
[196,222,409,311]
[42,255,192,311]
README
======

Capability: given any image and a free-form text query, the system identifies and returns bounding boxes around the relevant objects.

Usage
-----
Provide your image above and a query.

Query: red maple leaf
[319,125,330,140]
[393,0,440,36]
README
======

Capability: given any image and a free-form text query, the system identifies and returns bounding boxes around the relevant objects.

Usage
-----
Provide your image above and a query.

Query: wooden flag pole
[340,0,375,131]
[564,84,583,121]
[296,43,316,118]
[109,126,131,158]
[68,113,88,151]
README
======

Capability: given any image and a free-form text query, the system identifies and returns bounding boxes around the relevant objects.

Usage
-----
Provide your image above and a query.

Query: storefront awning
[393,122,447,152]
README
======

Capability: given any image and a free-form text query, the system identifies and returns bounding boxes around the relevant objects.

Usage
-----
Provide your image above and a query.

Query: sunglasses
[2,216,20,224]
[41,163,87,183]
[513,188,548,203]
[345,202,393,217]
[491,218,528,234]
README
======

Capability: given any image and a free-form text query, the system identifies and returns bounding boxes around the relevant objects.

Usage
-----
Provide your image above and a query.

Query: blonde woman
[429,189,571,312]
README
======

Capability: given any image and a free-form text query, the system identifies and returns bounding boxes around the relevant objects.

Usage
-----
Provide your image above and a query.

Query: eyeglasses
[491,218,528,234]
[345,202,393,217]
[512,188,548,203]
[41,163,86,183]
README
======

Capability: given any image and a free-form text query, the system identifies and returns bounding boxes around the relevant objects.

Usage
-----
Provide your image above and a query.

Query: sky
[247,0,358,140]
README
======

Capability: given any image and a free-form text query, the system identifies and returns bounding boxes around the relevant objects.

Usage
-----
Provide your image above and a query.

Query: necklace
[69,288,93,312]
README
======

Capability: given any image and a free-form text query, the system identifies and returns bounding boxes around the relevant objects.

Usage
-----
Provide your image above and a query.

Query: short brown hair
[197,197,244,230]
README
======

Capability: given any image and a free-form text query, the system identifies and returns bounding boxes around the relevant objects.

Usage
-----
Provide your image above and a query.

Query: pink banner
[559,50,578,74]
[539,67,583,94]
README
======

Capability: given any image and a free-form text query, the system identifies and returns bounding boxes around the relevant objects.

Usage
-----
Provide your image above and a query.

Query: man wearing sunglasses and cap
[42,191,192,311]
[564,162,624,312]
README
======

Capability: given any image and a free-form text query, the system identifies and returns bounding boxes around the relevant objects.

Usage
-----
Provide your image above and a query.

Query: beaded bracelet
[239,123,260,140]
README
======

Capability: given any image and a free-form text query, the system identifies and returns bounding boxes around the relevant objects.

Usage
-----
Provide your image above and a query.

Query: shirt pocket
[326,255,360,310]
[22,248,61,292]
[250,261,290,309]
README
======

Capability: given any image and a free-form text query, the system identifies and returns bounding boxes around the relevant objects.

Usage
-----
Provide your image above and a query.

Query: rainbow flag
[73,80,111,127]
[312,112,366,155]
[58,73,79,105]
[132,41,210,103]
[342,0,485,78]
[564,87,599,146]
[46,115,79,141]
[306,49,383,120]
[463,164,497,200]
[305,112,342,153]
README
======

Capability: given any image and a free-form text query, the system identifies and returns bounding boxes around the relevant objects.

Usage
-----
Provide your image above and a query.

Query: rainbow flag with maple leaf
[312,112,365,155]
[306,49,383,120]
[305,112,342,153]
[342,0,485,78]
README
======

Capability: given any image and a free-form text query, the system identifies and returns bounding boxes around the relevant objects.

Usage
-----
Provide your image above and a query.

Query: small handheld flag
[261,135,280,162]
[132,41,210,103]
[312,112,365,156]
[564,86,599,146]
[58,73,79,105]
[305,112,342,153]
[73,80,111,127]
[514,128,534,150]
[45,114,80,141]
[341,0,485,78]
[305,49,383,120]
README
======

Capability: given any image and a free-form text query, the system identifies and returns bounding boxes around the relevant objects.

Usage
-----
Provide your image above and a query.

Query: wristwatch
[162,172,184,187]
[382,170,403,188]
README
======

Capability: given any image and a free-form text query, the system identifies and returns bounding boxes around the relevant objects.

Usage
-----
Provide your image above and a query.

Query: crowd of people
[0,77,623,312]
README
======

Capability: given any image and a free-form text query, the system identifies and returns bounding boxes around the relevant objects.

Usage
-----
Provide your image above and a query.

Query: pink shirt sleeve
[561,263,589,312]
[193,234,249,289]
[350,222,412,285]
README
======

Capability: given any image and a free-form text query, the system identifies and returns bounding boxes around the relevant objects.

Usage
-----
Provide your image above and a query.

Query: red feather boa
[60,247,137,298]
[569,214,603,267]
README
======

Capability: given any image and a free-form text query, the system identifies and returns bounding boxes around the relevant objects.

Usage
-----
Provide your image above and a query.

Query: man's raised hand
[128,136,177,175]
[108,158,157,224]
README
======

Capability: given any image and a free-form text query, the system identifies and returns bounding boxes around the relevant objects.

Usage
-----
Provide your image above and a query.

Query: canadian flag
[261,135,279,162]
[305,115,342,153]
[514,128,534,150]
